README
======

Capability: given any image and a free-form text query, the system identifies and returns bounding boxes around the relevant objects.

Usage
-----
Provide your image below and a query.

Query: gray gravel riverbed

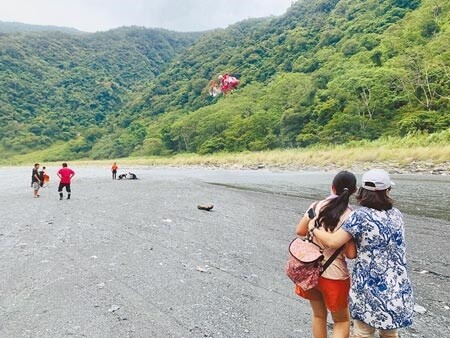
[0,166,448,338]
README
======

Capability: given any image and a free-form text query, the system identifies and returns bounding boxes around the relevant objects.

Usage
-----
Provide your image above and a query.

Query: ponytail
[317,171,357,231]
[318,190,351,231]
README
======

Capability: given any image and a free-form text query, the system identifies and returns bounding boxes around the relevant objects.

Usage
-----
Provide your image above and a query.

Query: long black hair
[318,171,357,232]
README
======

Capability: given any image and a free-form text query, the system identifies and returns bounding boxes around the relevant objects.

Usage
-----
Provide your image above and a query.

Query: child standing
[295,171,357,338]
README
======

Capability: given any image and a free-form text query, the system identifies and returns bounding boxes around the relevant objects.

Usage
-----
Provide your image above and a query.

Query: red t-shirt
[58,167,75,184]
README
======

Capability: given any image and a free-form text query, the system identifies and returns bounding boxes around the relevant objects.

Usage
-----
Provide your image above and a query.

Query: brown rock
[197,204,214,211]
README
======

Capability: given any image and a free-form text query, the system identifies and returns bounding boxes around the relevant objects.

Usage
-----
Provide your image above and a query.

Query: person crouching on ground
[312,169,414,338]
[295,171,357,338]
[57,162,75,200]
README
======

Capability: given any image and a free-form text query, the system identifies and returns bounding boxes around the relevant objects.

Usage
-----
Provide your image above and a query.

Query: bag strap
[319,207,353,273]
[320,245,344,275]
[306,201,320,242]
[311,200,347,273]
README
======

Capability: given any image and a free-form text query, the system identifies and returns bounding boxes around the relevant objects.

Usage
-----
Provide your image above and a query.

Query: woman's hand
[312,227,352,249]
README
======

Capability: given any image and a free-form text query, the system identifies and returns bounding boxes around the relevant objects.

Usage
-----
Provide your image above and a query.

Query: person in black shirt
[31,163,41,198]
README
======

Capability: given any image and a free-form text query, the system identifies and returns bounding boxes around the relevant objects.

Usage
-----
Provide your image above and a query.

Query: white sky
[0,0,296,32]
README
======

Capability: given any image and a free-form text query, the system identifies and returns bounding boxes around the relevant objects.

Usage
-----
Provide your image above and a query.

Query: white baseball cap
[361,169,394,191]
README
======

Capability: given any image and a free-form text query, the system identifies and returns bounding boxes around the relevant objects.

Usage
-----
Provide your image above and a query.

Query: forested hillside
[0,21,80,34]
[1,0,449,161]
[0,27,200,157]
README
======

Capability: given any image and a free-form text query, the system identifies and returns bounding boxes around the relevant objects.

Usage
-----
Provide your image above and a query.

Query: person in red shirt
[111,162,118,180]
[57,162,75,200]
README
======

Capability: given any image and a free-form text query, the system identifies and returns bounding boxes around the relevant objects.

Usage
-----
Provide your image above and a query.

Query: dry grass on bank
[74,144,450,172]
[2,136,449,173]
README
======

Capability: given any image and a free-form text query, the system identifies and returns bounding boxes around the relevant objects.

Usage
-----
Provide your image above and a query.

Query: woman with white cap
[311,169,414,338]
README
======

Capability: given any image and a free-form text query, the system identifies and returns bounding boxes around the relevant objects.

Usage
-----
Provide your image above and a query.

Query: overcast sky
[0,0,296,32]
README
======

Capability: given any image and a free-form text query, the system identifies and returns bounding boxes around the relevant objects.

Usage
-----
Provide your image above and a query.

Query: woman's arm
[296,214,310,236]
[296,202,319,236]
[344,239,357,259]
[312,227,352,249]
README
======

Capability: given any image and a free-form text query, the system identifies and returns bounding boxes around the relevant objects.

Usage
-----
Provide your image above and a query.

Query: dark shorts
[58,183,71,192]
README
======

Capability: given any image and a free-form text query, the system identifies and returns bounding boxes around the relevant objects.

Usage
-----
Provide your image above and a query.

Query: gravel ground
[0,166,448,338]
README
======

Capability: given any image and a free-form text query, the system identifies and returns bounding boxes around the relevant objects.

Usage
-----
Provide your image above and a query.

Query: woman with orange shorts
[312,169,414,338]
[295,171,357,338]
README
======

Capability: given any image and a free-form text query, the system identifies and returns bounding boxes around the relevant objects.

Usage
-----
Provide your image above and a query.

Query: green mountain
[0,27,200,156]
[0,21,81,34]
[1,0,449,160]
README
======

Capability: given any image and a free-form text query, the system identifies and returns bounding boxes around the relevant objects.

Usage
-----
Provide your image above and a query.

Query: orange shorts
[295,276,350,312]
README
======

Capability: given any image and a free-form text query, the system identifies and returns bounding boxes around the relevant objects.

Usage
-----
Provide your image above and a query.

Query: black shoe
[59,196,63,200]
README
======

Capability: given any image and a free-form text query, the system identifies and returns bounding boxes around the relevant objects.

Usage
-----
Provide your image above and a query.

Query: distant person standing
[42,166,50,186]
[39,166,48,187]
[31,163,41,198]
[57,163,75,200]
[111,162,118,180]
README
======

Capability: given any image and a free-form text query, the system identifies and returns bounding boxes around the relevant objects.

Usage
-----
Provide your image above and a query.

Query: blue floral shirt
[341,207,414,329]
